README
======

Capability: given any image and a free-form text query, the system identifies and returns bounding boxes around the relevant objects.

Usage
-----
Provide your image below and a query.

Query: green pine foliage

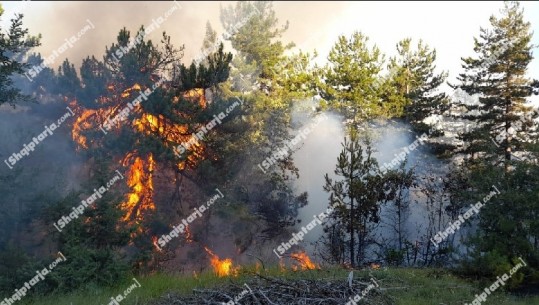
[0,6,40,106]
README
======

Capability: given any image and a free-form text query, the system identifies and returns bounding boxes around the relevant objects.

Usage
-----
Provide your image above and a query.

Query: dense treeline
[0,0,538,298]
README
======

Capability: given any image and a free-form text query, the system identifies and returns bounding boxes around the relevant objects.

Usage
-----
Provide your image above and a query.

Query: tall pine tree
[454,1,539,288]
[0,6,40,106]
[385,38,448,132]
[320,32,384,123]
[455,1,537,168]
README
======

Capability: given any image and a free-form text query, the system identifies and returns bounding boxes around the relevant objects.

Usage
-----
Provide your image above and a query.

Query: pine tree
[201,21,217,52]
[385,38,449,132]
[323,130,385,267]
[79,55,111,106]
[57,59,81,98]
[381,161,416,265]
[25,53,57,94]
[220,0,298,149]
[454,1,539,288]
[49,184,130,291]
[218,1,312,242]
[320,32,384,123]
[221,1,292,84]
[455,1,537,168]
[0,7,40,106]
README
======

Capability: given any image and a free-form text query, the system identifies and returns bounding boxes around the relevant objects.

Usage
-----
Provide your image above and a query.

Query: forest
[0,1,538,304]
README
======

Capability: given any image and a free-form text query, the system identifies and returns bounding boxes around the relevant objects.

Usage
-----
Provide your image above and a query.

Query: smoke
[1,1,350,71]
[292,116,449,260]
[0,0,461,269]
[3,1,220,69]
[369,120,447,246]
[290,101,345,255]
[0,102,84,253]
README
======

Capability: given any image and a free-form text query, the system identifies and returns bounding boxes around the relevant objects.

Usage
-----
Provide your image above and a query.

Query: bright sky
[1,1,538,100]
[277,1,539,86]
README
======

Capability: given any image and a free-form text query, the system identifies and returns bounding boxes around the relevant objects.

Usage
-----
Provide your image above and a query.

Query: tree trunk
[504,94,511,172]
[349,197,355,267]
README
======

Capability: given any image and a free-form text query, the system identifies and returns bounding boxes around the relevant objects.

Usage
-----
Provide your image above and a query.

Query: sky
[1,1,538,96]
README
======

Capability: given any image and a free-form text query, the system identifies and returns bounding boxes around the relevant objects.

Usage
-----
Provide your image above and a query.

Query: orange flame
[182,88,206,108]
[185,225,193,243]
[71,108,96,149]
[133,111,205,171]
[69,83,211,240]
[255,261,261,273]
[121,153,156,223]
[204,247,239,277]
[121,83,143,98]
[152,236,161,252]
[290,251,318,270]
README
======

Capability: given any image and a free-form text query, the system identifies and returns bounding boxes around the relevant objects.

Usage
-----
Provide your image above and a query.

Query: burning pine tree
[63,27,232,268]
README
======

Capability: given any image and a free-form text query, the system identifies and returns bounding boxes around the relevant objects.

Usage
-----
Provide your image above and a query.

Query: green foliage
[40,186,130,292]
[57,59,80,98]
[320,32,385,122]
[25,53,57,93]
[460,250,526,289]
[383,247,405,266]
[0,247,45,295]
[78,55,112,106]
[0,10,40,106]
[450,1,539,290]
[220,0,313,150]
[385,38,449,130]
[458,156,539,289]
[323,130,387,266]
[454,1,536,165]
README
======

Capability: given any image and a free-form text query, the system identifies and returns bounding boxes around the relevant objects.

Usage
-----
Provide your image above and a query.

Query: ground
[20,267,539,305]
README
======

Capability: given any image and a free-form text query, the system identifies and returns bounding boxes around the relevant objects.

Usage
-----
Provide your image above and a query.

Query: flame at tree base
[204,247,240,277]
[291,251,318,271]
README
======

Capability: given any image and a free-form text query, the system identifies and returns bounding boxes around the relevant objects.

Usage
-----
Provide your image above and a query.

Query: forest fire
[70,105,97,150]
[291,251,318,270]
[70,82,210,226]
[204,247,239,277]
[152,236,161,251]
[121,83,142,98]
[5,3,536,304]
[121,153,155,223]
[185,225,193,243]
